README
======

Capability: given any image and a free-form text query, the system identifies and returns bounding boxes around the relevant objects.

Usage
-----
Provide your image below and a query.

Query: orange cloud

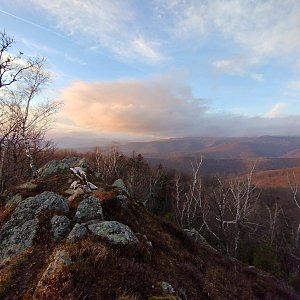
[60,76,207,137]
[58,77,300,140]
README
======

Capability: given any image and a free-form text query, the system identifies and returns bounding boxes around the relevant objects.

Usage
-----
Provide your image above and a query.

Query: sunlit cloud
[59,75,207,137]
[57,76,300,138]
[266,103,286,118]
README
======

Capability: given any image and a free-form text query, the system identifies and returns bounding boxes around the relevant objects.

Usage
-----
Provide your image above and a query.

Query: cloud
[59,76,207,137]
[28,0,163,64]
[13,0,300,70]
[58,76,300,138]
[212,57,263,81]
[156,0,300,72]
[266,103,286,118]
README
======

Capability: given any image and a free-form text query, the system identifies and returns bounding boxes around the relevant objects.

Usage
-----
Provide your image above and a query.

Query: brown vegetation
[1,169,299,299]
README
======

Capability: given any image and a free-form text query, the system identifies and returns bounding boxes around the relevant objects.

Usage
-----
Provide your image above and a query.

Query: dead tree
[0,31,60,181]
[287,171,300,250]
[174,158,203,230]
[0,31,32,89]
[227,163,260,256]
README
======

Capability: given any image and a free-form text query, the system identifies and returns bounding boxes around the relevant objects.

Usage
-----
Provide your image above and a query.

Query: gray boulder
[74,196,103,222]
[12,192,69,221]
[88,221,138,245]
[0,218,38,262]
[0,192,69,262]
[38,157,88,177]
[67,223,88,242]
[50,215,70,240]
[184,228,207,243]
[112,179,129,195]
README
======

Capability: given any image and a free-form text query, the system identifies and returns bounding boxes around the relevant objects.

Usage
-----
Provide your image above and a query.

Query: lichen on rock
[0,192,69,262]
[50,215,70,241]
[38,157,88,177]
[112,179,129,195]
[88,221,138,245]
[74,196,103,222]
[67,223,88,243]
[0,218,39,262]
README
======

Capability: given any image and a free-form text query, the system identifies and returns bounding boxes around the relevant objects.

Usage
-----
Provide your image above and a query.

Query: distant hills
[119,136,300,176]
[55,136,300,176]
[120,136,300,159]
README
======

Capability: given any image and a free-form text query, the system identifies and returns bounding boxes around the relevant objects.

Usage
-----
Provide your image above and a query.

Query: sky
[1,0,300,145]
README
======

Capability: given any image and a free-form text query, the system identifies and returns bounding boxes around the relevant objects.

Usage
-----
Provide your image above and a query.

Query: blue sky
[1,0,300,143]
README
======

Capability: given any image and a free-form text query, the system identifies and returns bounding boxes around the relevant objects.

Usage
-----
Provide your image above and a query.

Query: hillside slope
[253,166,300,188]
[0,158,298,300]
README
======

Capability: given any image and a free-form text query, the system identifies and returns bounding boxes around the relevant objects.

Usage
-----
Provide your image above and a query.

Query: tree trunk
[24,134,37,178]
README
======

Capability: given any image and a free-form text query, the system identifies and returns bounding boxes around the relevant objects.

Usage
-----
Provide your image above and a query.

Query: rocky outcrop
[38,157,87,177]
[0,192,69,262]
[74,196,103,222]
[12,192,69,221]
[50,215,70,240]
[0,218,39,262]
[88,221,138,245]
[67,223,88,243]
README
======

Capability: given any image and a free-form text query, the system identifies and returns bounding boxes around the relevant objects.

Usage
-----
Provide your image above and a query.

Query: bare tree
[0,31,32,89]
[265,198,282,245]
[173,158,203,230]
[143,164,165,208]
[12,58,60,177]
[0,31,61,183]
[287,171,300,250]
[203,175,231,253]
[91,146,125,183]
[226,163,260,256]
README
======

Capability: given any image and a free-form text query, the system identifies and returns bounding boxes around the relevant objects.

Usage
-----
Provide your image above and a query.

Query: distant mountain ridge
[120,136,300,159]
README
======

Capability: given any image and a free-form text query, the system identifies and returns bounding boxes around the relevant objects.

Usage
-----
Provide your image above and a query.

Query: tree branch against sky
[0,31,61,186]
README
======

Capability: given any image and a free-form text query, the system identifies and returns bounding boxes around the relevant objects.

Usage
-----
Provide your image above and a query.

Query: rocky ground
[0,157,299,300]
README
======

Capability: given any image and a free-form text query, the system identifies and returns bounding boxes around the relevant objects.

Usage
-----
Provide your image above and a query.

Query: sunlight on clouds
[57,77,300,138]
[266,103,286,118]
[59,76,207,137]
